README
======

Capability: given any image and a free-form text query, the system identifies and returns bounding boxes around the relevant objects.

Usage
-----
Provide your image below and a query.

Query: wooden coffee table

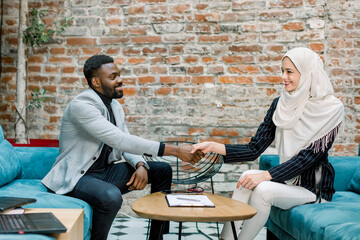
[132,192,257,240]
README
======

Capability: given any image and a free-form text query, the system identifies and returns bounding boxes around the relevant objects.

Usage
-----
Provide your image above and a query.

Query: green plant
[28,88,48,111]
[23,8,73,48]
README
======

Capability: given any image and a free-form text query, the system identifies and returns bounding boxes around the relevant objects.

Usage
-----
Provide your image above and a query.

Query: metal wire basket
[143,141,224,185]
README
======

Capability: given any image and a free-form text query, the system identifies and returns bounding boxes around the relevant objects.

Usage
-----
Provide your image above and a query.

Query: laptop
[0,212,67,234]
[0,197,67,234]
[0,197,36,212]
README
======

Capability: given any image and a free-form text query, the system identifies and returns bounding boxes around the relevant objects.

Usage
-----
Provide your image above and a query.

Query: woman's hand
[237,171,272,190]
[191,141,226,155]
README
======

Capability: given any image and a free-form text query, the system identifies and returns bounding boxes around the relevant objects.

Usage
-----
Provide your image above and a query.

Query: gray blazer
[42,88,160,194]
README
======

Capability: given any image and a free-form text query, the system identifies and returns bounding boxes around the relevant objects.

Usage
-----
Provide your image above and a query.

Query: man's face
[94,63,123,99]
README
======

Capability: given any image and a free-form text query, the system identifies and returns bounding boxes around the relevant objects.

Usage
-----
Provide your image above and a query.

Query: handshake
[164,141,223,165]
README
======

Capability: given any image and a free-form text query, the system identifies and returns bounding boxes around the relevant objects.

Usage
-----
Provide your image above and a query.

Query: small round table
[132,192,257,240]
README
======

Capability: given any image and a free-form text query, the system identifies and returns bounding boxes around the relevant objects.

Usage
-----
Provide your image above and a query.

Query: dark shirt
[89,91,115,171]
[224,97,335,201]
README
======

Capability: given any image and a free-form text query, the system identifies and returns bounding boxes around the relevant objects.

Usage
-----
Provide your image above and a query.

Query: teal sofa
[0,125,92,240]
[260,148,360,240]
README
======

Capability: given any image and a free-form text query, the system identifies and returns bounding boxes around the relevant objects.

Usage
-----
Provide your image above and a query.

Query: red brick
[185,56,199,63]
[267,88,277,96]
[151,66,167,74]
[28,56,43,64]
[1,76,13,83]
[194,13,221,22]
[67,38,97,46]
[188,66,204,74]
[5,37,17,45]
[129,58,147,64]
[219,76,253,84]
[106,47,121,55]
[156,87,172,95]
[165,56,181,64]
[122,78,136,85]
[45,66,59,73]
[222,56,254,64]
[28,66,41,73]
[309,43,325,51]
[192,76,214,84]
[48,57,72,63]
[107,18,122,25]
[61,77,80,84]
[209,66,224,74]
[139,76,155,84]
[282,21,304,31]
[83,47,102,55]
[170,45,184,54]
[136,0,165,3]
[62,67,75,74]
[257,76,282,84]
[127,5,145,14]
[44,106,57,114]
[128,26,147,35]
[229,45,263,52]
[202,57,216,64]
[198,35,230,43]
[211,128,239,137]
[160,76,186,84]
[100,37,130,44]
[28,76,48,83]
[50,48,65,54]
[228,65,260,74]
[123,87,137,95]
[43,85,57,93]
[171,4,190,13]
[143,47,167,55]
[188,128,204,135]
[1,57,14,64]
[355,97,360,105]
[269,0,302,7]
[132,36,161,44]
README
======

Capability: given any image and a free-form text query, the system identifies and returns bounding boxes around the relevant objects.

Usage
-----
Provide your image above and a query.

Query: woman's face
[281,57,301,92]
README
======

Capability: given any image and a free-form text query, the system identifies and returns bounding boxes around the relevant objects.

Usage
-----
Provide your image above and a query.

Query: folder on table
[165,194,215,207]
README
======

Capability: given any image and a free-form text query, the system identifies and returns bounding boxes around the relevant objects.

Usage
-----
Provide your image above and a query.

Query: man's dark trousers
[67,161,172,240]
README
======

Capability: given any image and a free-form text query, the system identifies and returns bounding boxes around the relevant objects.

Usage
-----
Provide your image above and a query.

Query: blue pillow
[347,166,360,194]
[0,140,22,187]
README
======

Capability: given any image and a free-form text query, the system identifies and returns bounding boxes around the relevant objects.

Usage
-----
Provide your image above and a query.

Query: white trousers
[221,170,317,240]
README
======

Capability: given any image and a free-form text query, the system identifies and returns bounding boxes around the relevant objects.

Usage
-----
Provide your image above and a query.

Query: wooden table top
[131,192,257,222]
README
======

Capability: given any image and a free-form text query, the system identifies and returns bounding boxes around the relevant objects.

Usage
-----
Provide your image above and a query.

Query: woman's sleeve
[268,137,334,182]
[224,98,278,163]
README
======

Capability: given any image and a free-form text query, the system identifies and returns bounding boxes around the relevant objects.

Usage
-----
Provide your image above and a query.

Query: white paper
[166,194,215,207]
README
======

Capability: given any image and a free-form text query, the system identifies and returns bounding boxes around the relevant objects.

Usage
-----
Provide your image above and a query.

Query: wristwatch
[138,163,150,171]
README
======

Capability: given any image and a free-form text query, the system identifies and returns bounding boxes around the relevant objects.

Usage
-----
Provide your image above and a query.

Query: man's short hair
[83,55,114,87]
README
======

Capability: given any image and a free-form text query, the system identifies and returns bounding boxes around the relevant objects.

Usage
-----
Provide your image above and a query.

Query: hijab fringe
[309,122,342,153]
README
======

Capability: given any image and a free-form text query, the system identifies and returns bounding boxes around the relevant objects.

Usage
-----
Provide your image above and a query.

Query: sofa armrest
[15,147,59,179]
[259,154,279,171]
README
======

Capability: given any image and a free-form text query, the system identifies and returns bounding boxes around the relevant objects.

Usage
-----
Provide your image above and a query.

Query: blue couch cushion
[324,222,360,240]
[0,139,21,187]
[347,166,360,194]
[15,147,59,179]
[0,179,92,239]
[269,191,360,240]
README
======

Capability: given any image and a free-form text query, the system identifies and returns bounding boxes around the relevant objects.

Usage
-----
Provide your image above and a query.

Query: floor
[107,216,267,240]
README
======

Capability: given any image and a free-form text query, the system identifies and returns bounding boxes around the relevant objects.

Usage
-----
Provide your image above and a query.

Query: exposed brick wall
[1,0,359,214]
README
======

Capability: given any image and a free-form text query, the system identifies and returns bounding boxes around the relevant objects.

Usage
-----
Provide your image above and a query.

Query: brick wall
[1,0,359,215]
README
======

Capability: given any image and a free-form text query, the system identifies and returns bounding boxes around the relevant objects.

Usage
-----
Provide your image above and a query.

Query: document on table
[165,194,215,207]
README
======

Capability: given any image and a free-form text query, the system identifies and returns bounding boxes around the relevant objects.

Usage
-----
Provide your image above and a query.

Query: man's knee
[99,188,123,211]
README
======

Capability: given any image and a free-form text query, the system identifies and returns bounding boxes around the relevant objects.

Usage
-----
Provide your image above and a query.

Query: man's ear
[91,77,101,88]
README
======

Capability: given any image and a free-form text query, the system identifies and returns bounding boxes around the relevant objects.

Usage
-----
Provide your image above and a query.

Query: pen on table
[175,197,200,202]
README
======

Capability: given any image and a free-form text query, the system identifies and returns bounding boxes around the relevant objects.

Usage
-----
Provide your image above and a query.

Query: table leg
[231,221,238,240]
[178,222,182,240]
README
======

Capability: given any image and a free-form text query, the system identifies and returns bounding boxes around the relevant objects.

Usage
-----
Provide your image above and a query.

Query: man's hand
[191,141,226,155]
[236,171,272,190]
[163,144,204,165]
[126,162,148,191]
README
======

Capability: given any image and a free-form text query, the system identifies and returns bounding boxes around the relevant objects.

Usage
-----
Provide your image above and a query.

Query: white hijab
[272,48,344,164]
